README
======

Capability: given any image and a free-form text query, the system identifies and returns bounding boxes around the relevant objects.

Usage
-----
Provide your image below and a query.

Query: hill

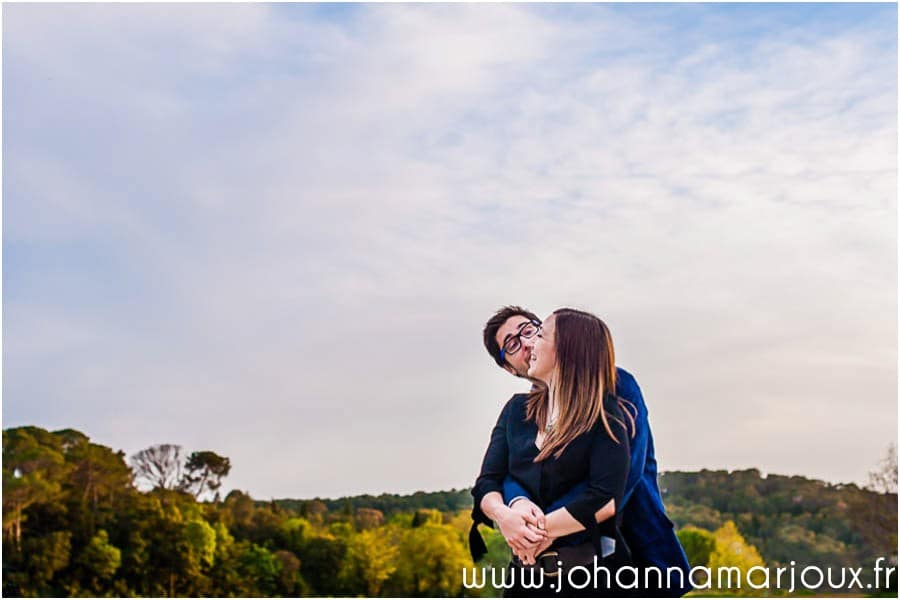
[272,468,897,571]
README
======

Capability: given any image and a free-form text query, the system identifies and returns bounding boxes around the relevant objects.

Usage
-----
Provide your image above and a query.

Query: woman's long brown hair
[527,308,635,462]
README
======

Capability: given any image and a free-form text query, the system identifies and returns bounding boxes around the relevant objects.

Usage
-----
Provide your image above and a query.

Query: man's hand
[495,505,547,556]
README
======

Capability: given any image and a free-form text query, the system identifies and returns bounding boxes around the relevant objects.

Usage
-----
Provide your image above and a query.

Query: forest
[3,426,897,597]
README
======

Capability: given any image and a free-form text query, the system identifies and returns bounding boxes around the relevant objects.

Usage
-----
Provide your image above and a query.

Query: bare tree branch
[129,444,184,491]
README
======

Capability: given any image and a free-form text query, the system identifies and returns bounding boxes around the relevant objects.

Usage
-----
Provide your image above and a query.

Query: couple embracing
[470,306,692,597]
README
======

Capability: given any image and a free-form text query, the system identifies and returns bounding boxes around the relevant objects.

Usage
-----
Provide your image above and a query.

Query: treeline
[273,489,473,518]
[3,425,897,597]
[2,426,478,597]
[276,468,898,576]
[660,469,897,573]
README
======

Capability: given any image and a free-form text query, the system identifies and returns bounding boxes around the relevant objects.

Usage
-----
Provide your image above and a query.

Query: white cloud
[3,4,895,497]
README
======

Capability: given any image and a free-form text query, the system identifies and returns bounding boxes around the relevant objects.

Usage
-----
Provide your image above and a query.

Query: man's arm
[503,476,530,506]
[470,397,545,561]
[616,367,649,506]
[471,399,514,526]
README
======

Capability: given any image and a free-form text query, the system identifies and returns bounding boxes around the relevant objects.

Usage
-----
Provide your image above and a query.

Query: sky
[3,3,897,500]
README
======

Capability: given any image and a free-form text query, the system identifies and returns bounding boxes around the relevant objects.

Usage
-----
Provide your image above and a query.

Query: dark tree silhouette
[180,451,231,500]
[129,444,184,491]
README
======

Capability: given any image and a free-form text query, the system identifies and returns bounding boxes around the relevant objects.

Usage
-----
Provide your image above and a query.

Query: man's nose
[521,336,535,352]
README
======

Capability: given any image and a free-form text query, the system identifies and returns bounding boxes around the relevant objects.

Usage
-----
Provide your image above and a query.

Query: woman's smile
[527,316,557,381]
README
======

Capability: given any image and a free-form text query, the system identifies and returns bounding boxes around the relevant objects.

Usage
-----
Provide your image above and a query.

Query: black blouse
[471,393,630,552]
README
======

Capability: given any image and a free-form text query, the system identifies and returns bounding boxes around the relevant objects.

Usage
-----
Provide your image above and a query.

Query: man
[471,305,691,597]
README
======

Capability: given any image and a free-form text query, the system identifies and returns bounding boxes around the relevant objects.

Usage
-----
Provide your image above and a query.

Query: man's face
[495,315,539,377]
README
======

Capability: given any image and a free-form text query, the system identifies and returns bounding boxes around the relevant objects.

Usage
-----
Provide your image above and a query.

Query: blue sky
[3,3,896,499]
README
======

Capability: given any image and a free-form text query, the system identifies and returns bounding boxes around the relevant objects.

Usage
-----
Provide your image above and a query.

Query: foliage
[661,467,897,583]
[386,521,474,596]
[182,451,232,501]
[707,521,766,596]
[677,525,716,567]
[77,529,122,592]
[3,426,897,597]
[341,527,398,596]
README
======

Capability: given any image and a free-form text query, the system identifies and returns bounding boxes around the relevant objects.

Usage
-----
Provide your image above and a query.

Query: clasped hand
[496,499,555,565]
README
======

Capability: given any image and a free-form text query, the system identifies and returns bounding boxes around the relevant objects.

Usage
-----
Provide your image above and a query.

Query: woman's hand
[480,492,547,556]
[509,498,546,531]
[495,505,548,556]
[514,534,555,566]
[508,498,548,564]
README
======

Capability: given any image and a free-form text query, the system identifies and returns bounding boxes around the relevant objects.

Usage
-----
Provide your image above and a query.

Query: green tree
[676,526,716,567]
[64,438,133,539]
[300,534,348,595]
[207,521,246,596]
[387,522,473,596]
[329,520,354,539]
[3,530,71,596]
[2,427,69,549]
[77,529,122,593]
[277,516,312,555]
[180,451,231,501]
[184,518,217,567]
[235,542,281,596]
[341,527,399,596]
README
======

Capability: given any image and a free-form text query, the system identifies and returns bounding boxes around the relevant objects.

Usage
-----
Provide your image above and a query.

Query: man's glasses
[499,320,541,363]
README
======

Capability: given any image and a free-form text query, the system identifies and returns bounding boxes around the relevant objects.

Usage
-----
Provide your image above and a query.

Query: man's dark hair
[483,305,541,368]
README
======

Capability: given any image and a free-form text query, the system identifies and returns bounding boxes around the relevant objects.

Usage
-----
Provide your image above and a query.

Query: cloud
[3,3,896,497]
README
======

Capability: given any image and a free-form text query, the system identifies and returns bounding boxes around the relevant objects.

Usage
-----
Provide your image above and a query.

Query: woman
[471,308,635,597]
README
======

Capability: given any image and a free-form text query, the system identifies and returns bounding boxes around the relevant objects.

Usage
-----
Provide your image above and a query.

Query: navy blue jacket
[471,368,692,597]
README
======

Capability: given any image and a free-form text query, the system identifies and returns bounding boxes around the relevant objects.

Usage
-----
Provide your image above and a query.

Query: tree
[355,507,385,531]
[341,528,398,596]
[207,521,245,596]
[65,439,134,537]
[223,489,255,528]
[235,542,281,596]
[300,499,328,526]
[868,444,898,494]
[387,522,473,596]
[707,520,765,596]
[274,549,307,596]
[77,529,122,593]
[184,518,217,567]
[677,526,716,567]
[411,508,443,528]
[300,534,349,595]
[3,530,71,596]
[180,451,231,501]
[277,517,312,555]
[130,444,184,491]
[2,427,69,549]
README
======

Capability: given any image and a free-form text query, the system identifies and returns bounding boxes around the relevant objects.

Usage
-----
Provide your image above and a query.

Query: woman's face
[527,314,557,383]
